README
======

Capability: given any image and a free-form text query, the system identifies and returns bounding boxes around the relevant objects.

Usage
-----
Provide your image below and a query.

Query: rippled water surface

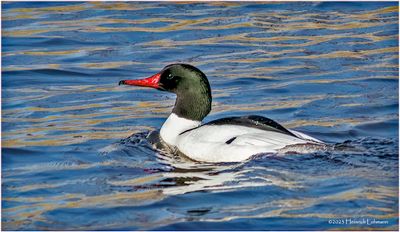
[2,2,399,230]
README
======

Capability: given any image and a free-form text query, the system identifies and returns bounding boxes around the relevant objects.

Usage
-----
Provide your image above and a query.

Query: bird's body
[119,64,324,163]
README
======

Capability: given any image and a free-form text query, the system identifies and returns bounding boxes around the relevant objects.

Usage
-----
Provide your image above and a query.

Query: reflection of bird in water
[105,131,302,196]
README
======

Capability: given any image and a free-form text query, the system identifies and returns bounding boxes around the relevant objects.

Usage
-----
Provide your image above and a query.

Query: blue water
[2,2,399,230]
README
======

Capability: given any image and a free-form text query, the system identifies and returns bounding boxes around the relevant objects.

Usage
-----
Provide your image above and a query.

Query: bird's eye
[167,73,174,79]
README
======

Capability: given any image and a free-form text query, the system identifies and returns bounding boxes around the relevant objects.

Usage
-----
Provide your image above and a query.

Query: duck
[119,63,324,163]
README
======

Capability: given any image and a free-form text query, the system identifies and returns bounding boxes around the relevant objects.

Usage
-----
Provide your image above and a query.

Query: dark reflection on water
[2,1,399,230]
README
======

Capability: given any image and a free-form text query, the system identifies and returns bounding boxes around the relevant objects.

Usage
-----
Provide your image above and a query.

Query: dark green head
[119,64,212,121]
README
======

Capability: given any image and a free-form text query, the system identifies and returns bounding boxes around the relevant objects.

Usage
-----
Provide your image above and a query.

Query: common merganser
[119,64,324,163]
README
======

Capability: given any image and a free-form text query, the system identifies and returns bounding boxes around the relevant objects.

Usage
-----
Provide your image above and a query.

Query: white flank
[159,114,323,163]
[160,113,201,146]
[175,125,323,163]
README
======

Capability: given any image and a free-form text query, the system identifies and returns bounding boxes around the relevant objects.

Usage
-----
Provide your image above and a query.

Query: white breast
[160,113,201,146]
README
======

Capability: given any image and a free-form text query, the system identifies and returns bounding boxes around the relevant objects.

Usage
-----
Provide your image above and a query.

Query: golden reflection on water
[3,189,164,229]
[200,185,398,223]
[3,173,396,229]
[2,82,397,147]
[3,46,110,57]
[3,4,397,42]
[3,144,397,228]
[3,86,390,147]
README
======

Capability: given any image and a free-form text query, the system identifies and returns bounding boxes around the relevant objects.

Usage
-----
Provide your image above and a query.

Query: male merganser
[119,64,324,163]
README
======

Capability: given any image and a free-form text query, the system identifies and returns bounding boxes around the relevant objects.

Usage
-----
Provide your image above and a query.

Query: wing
[202,115,297,138]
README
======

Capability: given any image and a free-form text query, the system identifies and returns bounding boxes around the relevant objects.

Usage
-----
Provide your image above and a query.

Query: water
[1,2,399,230]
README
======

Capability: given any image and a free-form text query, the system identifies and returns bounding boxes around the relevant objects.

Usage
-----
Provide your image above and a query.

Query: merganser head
[119,63,212,121]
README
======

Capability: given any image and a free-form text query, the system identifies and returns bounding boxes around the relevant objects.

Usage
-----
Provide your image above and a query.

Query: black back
[180,115,298,138]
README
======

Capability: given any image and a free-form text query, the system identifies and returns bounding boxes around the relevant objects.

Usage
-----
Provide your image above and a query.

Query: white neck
[160,113,201,146]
